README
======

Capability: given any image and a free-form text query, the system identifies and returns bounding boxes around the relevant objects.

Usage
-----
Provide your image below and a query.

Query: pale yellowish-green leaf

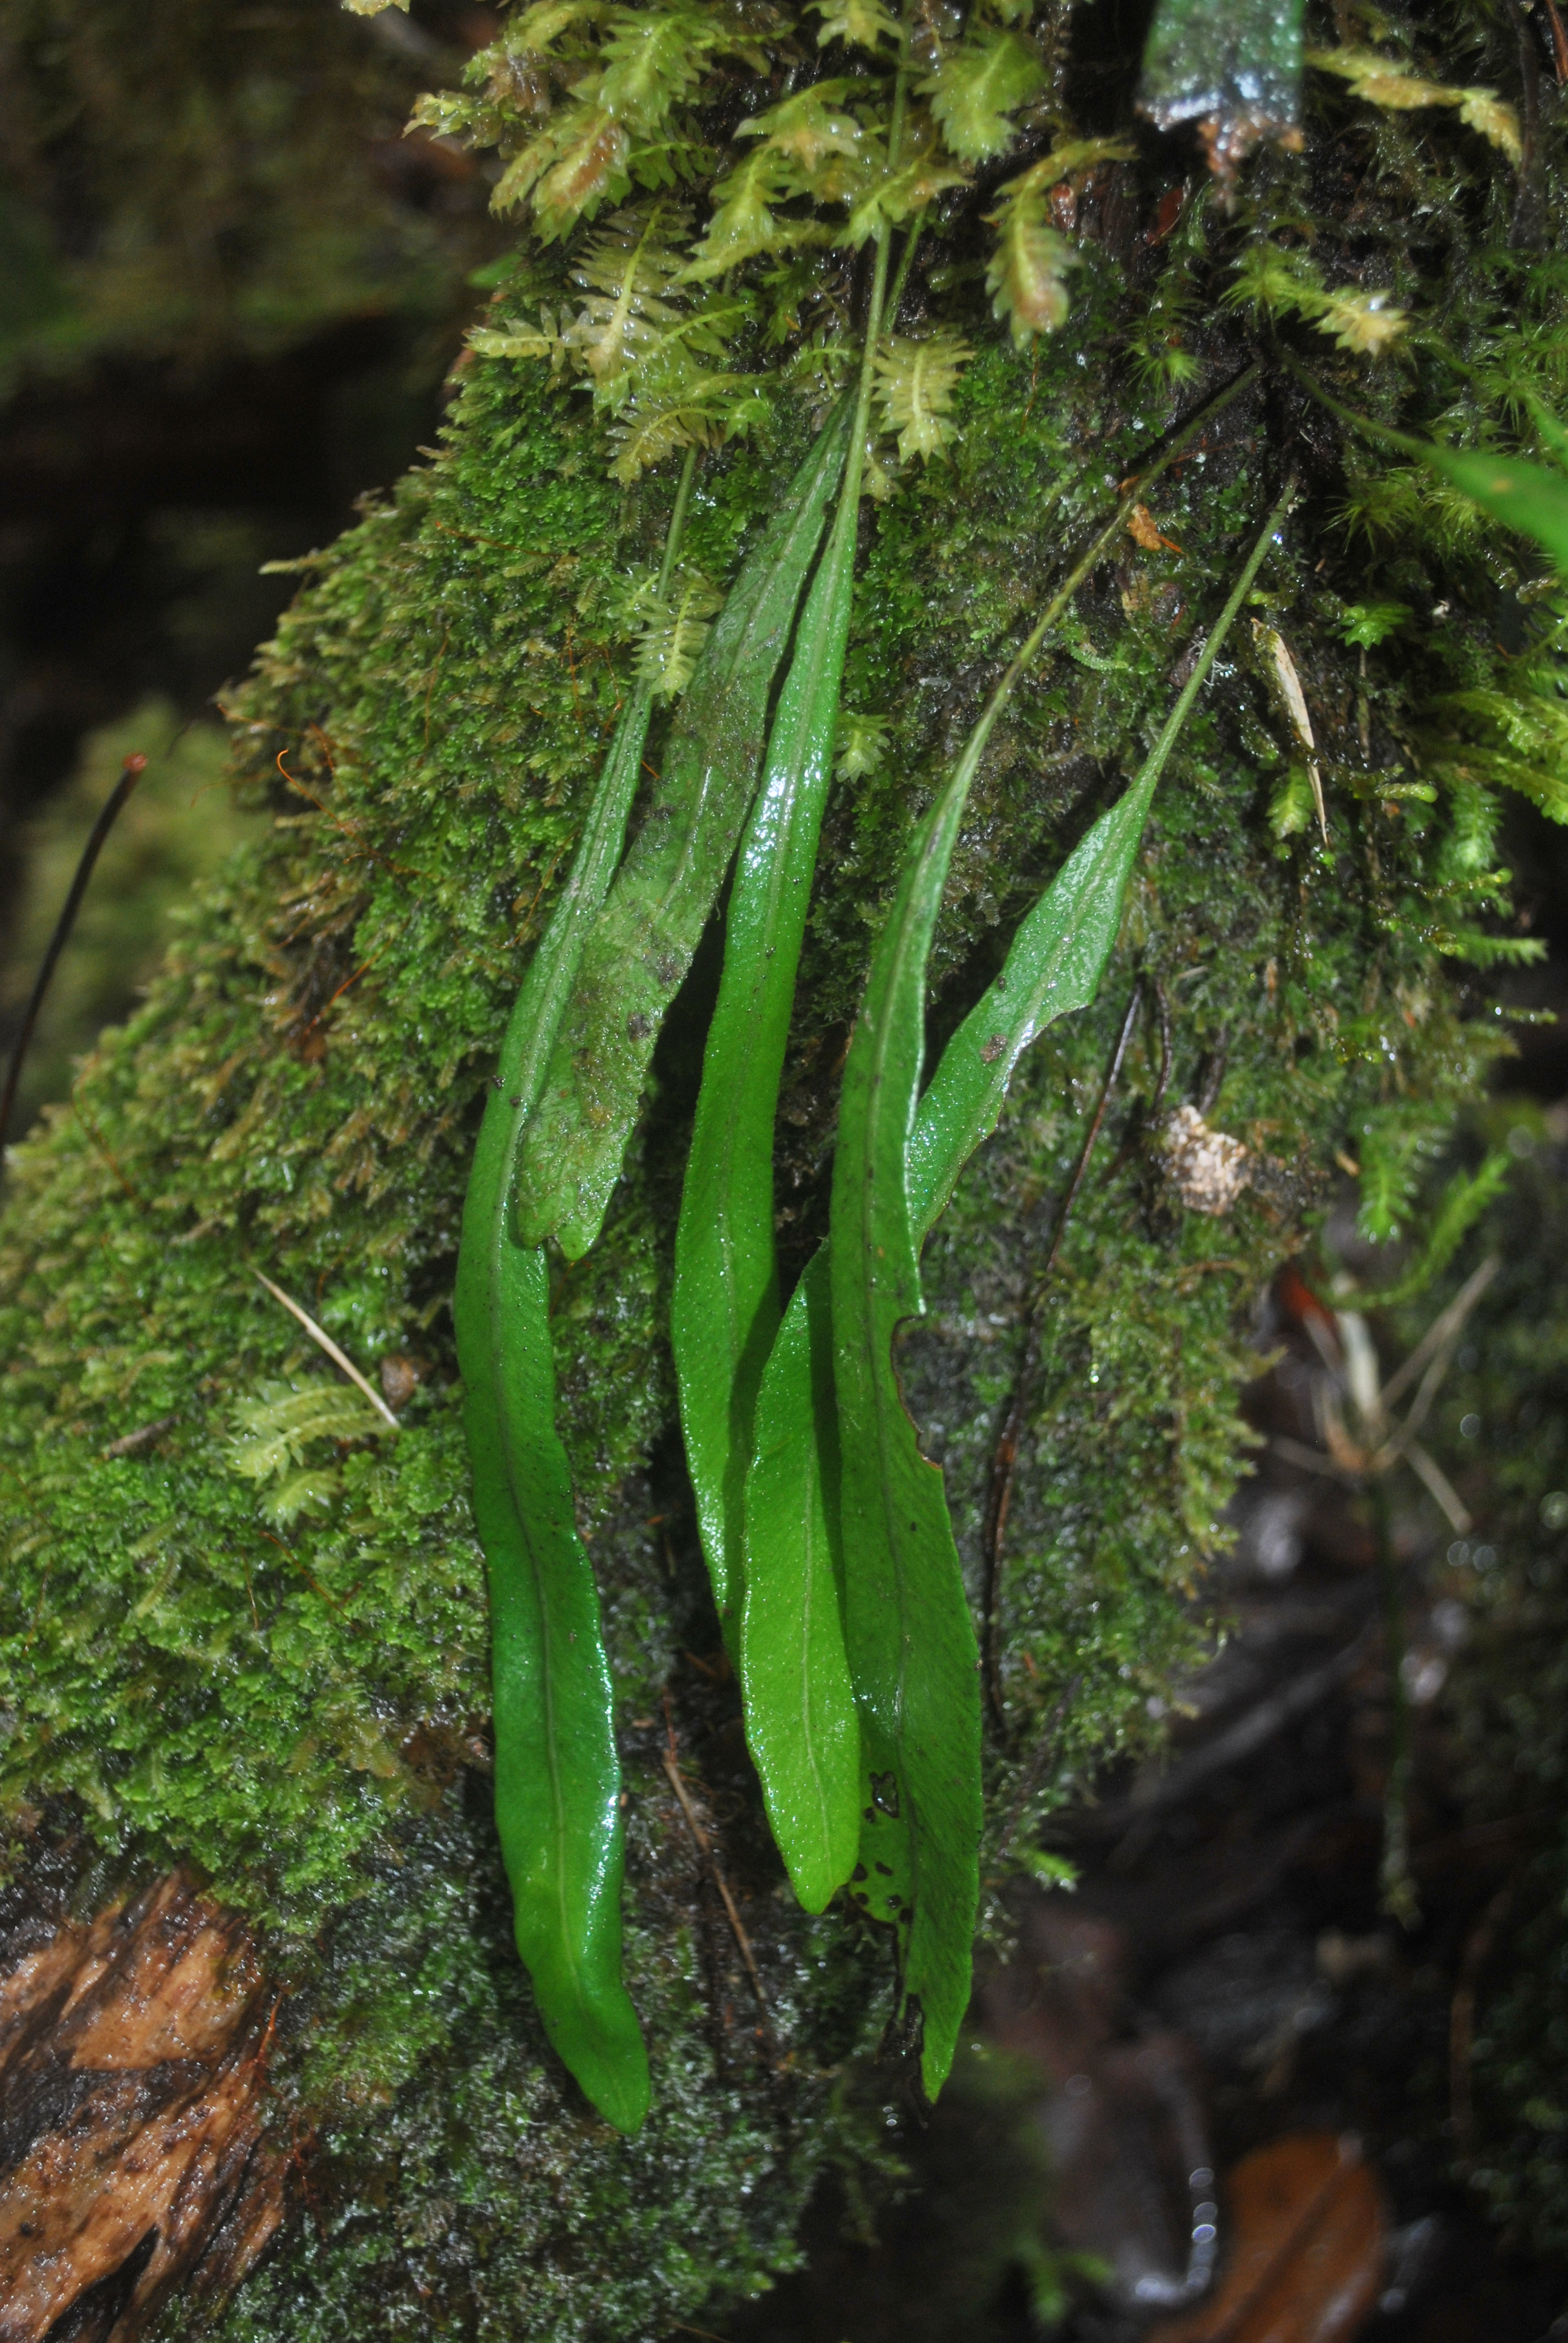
[598,10,711,129]
[632,568,725,697]
[532,108,633,238]
[341,0,407,13]
[874,329,972,462]
[684,144,797,275]
[506,0,612,56]
[604,371,765,482]
[230,1378,388,1485]
[1269,765,1316,841]
[1307,48,1521,163]
[843,134,968,245]
[920,27,1047,163]
[806,0,901,50]
[835,712,892,779]
[737,82,871,177]
[561,203,687,385]
[266,1467,343,1529]
[1316,290,1408,356]
[985,184,1075,341]
[1457,88,1523,163]
[469,309,568,370]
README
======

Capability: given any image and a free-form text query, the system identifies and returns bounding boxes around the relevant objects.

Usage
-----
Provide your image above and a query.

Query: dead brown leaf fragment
[1148,2132,1387,2343]
[1128,502,1186,552]
[0,1865,286,2342]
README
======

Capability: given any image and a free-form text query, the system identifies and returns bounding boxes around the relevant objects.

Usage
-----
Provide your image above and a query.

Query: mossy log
[0,2,1560,2330]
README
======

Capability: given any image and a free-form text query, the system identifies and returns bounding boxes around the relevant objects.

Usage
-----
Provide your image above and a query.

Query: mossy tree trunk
[0,1,1561,2332]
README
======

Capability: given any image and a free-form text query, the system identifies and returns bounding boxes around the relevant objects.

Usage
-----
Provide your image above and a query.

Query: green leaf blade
[452,670,662,2133]
[513,402,852,1259]
[740,1248,860,1910]
[456,1236,650,2134]
[673,480,858,1636]
[906,767,1160,1234]
[829,750,985,2103]
[1416,444,1568,575]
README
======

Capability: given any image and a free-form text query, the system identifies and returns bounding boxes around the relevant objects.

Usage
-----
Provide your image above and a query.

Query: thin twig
[102,1415,179,1460]
[978,987,1143,1729]
[1,753,146,1153]
[1404,1440,1472,1536]
[661,1750,771,2031]
[253,1273,399,1428]
[1372,1476,1419,1926]
[1377,1256,1498,1414]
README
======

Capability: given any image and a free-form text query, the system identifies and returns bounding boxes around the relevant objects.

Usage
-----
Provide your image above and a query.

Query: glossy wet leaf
[1139,0,1304,175]
[674,448,861,1648]
[1412,442,1568,575]
[829,725,988,2102]
[512,403,851,1259]
[742,1245,860,1910]
[745,484,1294,1980]
[454,672,664,2134]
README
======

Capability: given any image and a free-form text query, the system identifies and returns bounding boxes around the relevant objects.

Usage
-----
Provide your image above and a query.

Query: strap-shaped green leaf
[743,482,1295,2025]
[454,671,665,2135]
[829,719,989,2102]
[740,1244,860,1911]
[673,438,863,1644]
[512,404,852,1260]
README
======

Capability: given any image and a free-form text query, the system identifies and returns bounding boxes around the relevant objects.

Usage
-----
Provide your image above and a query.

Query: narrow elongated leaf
[746,483,1295,2003]
[513,403,852,1258]
[830,719,986,2103]
[1297,365,1568,577]
[740,1246,860,1909]
[674,462,860,1645]
[1411,442,1568,574]
[454,677,662,2134]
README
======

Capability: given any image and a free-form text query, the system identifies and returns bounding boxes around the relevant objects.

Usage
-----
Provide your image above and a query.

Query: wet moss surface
[2,3,1566,2328]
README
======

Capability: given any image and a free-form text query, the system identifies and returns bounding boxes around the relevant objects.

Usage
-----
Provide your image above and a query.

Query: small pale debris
[1164,1104,1251,1215]
[1252,620,1327,842]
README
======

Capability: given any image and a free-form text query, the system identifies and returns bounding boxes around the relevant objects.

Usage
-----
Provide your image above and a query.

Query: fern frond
[604,370,766,482]
[598,8,711,129]
[807,0,901,51]
[873,329,972,461]
[632,568,725,696]
[985,174,1074,342]
[1225,240,1406,356]
[561,202,688,388]
[684,143,801,277]
[920,27,1047,164]
[835,712,891,779]
[230,1378,388,1481]
[469,306,569,369]
[737,82,872,181]
[982,140,1128,341]
[843,125,968,246]
[1308,47,1521,163]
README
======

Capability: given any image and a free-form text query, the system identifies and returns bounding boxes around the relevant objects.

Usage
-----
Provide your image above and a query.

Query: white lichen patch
[1163,1104,1252,1216]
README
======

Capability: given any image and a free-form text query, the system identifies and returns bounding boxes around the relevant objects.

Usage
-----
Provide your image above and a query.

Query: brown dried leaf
[1148,2132,1388,2343]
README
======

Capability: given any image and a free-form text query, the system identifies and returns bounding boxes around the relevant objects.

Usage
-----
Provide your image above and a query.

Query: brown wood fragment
[1147,2132,1387,2343]
[0,1860,287,2341]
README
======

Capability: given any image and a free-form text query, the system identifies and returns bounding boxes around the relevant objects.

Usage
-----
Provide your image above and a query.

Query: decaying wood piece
[0,1847,287,2341]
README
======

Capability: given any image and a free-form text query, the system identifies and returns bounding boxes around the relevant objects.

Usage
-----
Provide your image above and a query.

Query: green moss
[1,0,1565,2324]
